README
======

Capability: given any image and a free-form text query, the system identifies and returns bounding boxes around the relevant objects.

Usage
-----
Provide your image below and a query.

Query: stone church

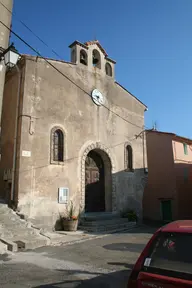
[0,40,147,226]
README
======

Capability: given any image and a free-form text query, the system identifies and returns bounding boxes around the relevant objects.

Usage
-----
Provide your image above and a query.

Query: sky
[8,0,192,137]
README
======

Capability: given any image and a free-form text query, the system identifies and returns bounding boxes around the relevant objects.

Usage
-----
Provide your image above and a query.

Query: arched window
[105,63,112,76]
[92,49,101,69]
[51,129,64,162]
[80,49,88,66]
[125,145,133,171]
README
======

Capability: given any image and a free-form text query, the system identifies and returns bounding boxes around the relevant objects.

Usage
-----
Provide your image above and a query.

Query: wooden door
[161,200,172,222]
[85,151,105,212]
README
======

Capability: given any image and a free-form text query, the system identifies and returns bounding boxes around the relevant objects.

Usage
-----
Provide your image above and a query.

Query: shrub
[121,209,138,222]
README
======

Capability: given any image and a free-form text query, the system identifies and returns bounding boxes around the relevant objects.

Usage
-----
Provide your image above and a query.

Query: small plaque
[22,150,31,157]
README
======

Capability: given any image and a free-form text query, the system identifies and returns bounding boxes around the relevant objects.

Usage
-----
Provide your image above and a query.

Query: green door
[161,200,172,222]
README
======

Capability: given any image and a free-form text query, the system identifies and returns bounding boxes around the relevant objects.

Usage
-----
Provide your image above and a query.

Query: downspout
[142,130,145,170]
[10,64,22,207]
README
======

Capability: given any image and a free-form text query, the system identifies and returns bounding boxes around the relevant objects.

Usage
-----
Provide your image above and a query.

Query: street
[0,226,155,287]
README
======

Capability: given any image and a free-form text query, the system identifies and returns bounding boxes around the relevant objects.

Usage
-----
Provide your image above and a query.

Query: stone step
[79,218,130,227]
[82,212,119,221]
[0,241,7,254]
[0,204,49,252]
[13,236,50,250]
[79,221,136,233]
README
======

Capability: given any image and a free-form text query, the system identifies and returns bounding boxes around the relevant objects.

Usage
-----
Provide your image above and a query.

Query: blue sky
[10,0,192,137]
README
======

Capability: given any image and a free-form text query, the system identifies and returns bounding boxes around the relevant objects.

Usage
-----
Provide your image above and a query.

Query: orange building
[143,130,192,223]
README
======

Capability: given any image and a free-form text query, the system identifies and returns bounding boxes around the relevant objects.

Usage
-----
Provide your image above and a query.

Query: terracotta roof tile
[84,40,108,56]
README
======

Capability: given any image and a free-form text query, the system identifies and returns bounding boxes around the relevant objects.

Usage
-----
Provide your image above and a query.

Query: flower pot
[63,219,78,231]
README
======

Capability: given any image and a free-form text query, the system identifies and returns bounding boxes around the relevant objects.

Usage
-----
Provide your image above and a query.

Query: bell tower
[69,40,116,79]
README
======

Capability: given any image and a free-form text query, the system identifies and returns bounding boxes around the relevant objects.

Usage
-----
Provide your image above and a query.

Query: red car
[128,220,192,287]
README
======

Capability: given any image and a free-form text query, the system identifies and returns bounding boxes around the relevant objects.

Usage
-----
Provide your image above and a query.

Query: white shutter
[58,187,69,204]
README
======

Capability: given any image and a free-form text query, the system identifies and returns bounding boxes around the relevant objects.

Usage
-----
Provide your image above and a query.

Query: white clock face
[91,89,105,106]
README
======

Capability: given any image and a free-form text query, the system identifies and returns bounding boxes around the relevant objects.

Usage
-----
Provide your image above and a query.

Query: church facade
[0,40,147,226]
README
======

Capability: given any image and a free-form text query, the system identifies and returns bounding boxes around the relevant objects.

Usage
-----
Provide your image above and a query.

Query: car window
[143,232,192,276]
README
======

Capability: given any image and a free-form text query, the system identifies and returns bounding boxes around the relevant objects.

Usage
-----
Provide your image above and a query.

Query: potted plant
[127,210,138,222]
[62,201,79,231]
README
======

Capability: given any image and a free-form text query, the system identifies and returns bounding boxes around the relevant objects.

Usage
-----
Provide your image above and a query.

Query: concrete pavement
[0,226,156,287]
[0,203,138,253]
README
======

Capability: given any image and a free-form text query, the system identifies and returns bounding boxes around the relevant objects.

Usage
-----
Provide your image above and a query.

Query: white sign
[144,258,151,267]
[22,150,31,157]
[58,187,69,204]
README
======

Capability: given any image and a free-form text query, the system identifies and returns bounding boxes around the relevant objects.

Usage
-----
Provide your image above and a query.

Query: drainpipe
[10,64,22,206]
[142,130,145,170]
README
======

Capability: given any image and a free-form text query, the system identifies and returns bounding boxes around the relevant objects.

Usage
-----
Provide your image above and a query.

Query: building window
[183,143,188,155]
[105,63,112,76]
[92,49,101,69]
[80,49,87,66]
[51,128,64,163]
[125,145,133,171]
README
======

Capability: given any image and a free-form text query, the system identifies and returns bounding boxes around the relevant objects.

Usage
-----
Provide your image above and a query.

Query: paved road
[0,226,156,288]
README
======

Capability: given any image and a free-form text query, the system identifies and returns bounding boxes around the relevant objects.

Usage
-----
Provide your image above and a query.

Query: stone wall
[1,54,147,227]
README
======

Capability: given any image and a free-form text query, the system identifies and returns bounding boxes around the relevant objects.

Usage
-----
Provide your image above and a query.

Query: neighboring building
[0,0,13,123]
[144,130,192,222]
[0,40,147,226]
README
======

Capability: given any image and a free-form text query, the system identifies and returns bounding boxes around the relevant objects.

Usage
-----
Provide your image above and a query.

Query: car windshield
[143,232,192,275]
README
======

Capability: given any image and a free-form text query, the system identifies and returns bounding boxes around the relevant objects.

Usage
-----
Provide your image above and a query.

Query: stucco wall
[144,132,177,221]
[1,54,146,226]
[173,140,192,163]
[173,139,192,219]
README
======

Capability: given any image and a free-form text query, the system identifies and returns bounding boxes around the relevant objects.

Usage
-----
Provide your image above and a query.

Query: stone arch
[124,142,134,172]
[50,126,66,164]
[80,142,116,213]
[80,49,88,66]
[92,49,101,69]
[105,62,112,76]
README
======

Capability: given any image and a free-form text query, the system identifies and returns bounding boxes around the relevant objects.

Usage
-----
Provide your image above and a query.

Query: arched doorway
[80,142,116,213]
[85,150,105,212]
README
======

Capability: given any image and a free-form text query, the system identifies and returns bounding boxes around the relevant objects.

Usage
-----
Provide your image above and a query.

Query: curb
[51,223,140,247]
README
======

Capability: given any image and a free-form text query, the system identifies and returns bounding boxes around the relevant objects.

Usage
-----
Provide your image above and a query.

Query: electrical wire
[0,0,148,131]
[0,0,62,60]
[0,0,148,130]
[17,136,139,174]
[0,19,146,130]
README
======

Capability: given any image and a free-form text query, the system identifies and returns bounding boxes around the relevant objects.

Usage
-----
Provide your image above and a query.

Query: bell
[93,56,98,65]
[80,54,87,65]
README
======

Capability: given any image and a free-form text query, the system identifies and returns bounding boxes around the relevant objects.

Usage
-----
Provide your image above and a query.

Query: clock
[91,89,105,106]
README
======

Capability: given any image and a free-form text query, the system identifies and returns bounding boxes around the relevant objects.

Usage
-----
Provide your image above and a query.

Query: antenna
[93,30,97,41]
[152,121,157,131]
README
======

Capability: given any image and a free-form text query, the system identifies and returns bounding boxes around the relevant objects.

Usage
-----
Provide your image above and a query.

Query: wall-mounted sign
[58,187,69,204]
[22,150,31,157]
